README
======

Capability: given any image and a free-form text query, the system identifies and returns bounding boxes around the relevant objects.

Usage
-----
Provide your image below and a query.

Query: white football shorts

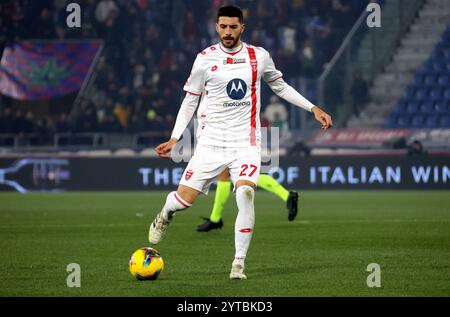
[179,144,261,194]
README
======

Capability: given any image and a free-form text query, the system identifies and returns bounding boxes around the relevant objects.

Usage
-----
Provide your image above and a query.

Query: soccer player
[149,5,333,280]
[197,169,299,232]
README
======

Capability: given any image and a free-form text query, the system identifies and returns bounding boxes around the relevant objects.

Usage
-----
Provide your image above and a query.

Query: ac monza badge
[185,170,194,180]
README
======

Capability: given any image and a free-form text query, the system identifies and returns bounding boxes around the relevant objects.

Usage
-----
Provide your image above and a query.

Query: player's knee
[236,180,256,190]
[236,185,255,202]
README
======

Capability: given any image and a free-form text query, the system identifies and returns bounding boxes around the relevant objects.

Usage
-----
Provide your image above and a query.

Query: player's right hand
[154,138,177,158]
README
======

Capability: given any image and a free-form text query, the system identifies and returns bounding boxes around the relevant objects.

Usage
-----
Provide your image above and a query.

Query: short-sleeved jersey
[183,42,282,148]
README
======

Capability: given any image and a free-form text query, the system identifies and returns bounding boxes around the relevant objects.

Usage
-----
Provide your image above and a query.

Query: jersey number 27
[239,164,258,177]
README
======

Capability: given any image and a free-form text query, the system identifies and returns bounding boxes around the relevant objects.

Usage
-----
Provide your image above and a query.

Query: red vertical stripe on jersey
[247,46,258,146]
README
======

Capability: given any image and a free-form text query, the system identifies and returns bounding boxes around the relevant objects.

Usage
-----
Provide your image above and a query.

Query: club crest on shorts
[185,169,194,180]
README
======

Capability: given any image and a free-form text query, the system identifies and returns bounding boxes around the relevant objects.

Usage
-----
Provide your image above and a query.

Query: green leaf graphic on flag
[23,57,70,86]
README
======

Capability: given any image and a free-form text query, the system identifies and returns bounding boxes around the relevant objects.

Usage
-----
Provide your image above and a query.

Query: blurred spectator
[55,113,71,133]
[100,114,121,132]
[298,39,320,101]
[114,102,130,129]
[12,110,26,134]
[264,96,288,130]
[145,109,165,132]
[35,8,56,38]
[132,64,146,90]
[0,0,368,138]
[95,0,118,23]
[22,111,35,134]
[184,11,198,39]
[407,140,428,157]
[351,71,369,117]
[55,25,65,39]
[0,108,14,134]
[299,39,319,78]
[280,22,297,53]
[129,113,147,133]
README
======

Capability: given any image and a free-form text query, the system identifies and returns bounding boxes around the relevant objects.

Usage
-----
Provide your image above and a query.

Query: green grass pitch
[0,191,449,297]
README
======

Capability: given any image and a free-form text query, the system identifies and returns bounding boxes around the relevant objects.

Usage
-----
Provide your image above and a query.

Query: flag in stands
[0,40,101,100]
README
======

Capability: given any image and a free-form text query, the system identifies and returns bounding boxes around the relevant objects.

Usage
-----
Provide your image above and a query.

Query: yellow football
[129,247,164,280]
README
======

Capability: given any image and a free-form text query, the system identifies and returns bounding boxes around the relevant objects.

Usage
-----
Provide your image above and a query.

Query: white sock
[232,257,245,269]
[161,191,191,220]
[234,185,255,260]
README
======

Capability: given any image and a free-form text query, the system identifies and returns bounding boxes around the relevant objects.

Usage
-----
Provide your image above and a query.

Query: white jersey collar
[219,42,244,55]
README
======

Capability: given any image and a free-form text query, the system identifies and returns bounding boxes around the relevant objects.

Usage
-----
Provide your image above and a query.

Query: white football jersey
[183,42,283,148]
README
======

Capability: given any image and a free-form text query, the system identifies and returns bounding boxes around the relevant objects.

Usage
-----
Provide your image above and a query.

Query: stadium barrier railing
[0,131,168,153]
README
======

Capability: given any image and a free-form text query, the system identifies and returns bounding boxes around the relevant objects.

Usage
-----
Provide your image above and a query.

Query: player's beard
[221,35,241,49]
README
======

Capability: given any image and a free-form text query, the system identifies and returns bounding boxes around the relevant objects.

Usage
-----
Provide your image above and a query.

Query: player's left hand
[312,106,333,130]
[154,138,177,158]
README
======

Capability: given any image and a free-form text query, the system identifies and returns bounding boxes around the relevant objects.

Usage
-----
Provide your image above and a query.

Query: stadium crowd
[0,0,369,138]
